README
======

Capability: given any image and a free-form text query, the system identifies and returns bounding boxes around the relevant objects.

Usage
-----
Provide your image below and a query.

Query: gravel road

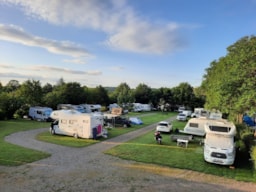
[0,118,256,192]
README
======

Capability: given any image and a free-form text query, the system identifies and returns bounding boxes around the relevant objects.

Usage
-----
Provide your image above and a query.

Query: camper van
[50,110,104,139]
[28,106,53,121]
[57,104,86,113]
[204,120,237,165]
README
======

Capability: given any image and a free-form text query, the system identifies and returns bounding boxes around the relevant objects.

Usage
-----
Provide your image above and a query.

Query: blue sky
[0,0,256,88]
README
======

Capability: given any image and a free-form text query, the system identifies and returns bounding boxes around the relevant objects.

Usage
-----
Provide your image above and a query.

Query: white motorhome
[204,120,237,165]
[50,110,104,139]
[133,103,151,112]
[57,104,86,113]
[28,106,53,121]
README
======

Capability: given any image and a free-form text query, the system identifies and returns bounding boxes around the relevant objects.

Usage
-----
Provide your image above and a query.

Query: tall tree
[202,35,256,122]
[89,85,109,105]
[16,80,42,106]
[134,83,152,103]
[4,80,20,92]
[112,83,134,105]
[172,82,194,108]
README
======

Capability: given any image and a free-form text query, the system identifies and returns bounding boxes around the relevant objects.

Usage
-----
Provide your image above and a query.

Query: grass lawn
[105,119,256,182]
[36,111,175,146]
[0,119,50,166]
[1,112,175,166]
[2,113,255,183]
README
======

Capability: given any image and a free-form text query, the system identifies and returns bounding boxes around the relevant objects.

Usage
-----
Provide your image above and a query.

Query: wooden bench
[177,139,189,148]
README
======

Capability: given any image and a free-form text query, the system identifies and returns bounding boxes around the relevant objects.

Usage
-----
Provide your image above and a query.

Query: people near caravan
[154,131,162,141]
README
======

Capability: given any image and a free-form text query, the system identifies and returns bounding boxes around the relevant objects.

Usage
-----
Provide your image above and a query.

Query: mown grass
[0,119,50,166]
[105,120,256,182]
[1,112,174,165]
[36,111,175,146]
[2,113,255,183]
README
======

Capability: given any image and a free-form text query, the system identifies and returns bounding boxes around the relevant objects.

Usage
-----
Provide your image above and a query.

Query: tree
[112,83,134,105]
[202,35,256,122]
[4,80,20,92]
[16,80,43,106]
[172,82,195,108]
[42,83,53,95]
[134,83,152,103]
[89,86,109,105]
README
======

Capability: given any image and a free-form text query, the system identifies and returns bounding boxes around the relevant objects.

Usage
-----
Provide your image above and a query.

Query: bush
[251,146,256,170]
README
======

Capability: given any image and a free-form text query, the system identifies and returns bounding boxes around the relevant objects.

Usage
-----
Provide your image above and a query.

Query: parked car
[104,116,131,127]
[156,121,172,133]
[176,113,187,121]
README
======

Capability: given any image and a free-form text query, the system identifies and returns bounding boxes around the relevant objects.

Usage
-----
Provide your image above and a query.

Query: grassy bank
[0,120,50,166]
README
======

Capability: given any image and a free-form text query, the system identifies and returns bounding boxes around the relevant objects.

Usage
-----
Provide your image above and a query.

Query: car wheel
[123,124,127,128]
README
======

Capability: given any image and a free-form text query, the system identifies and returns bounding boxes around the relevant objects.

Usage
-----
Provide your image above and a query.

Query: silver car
[176,113,187,121]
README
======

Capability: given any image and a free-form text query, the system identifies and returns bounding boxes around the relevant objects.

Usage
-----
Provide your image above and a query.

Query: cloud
[29,65,102,76]
[0,24,91,58]
[110,66,125,71]
[2,0,188,54]
[63,59,86,65]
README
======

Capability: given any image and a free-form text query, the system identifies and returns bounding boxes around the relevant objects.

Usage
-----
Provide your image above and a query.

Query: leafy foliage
[202,36,256,122]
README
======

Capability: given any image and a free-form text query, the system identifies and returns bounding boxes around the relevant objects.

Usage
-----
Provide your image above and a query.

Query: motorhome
[50,110,104,139]
[133,103,151,112]
[28,106,53,121]
[57,104,86,113]
[204,119,237,165]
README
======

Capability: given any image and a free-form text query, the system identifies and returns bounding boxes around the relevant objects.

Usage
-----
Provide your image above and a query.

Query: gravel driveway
[0,118,256,192]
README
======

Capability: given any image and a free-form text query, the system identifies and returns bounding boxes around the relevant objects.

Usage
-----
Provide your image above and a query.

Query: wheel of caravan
[50,128,55,135]
[73,133,78,139]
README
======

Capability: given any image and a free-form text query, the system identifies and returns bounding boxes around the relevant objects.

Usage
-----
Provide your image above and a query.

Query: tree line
[0,78,205,120]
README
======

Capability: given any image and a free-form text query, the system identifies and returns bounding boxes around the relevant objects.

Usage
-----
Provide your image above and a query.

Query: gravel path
[1,118,256,192]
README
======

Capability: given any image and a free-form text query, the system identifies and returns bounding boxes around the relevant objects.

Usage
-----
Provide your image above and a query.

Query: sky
[0,0,256,89]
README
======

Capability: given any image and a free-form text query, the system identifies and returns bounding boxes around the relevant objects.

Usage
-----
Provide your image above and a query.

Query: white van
[28,106,53,121]
[50,110,105,139]
[204,119,236,165]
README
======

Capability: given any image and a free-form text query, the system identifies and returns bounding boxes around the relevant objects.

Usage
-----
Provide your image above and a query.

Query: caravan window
[209,126,231,132]
[189,123,199,128]
[61,119,67,124]
[37,111,42,115]
[69,120,77,124]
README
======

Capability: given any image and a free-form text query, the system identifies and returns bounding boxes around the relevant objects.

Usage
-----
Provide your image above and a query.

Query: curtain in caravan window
[61,119,67,124]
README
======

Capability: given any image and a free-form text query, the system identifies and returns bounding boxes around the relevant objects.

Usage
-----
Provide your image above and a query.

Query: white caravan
[180,111,223,136]
[28,106,53,121]
[204,119,236,165]
[50,110,104,139]
[180,117,209,136]
[191,108,208,118]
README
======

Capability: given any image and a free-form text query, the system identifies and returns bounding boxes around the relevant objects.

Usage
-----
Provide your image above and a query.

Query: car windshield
[158,123,168,126]
[179,114,185,116]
